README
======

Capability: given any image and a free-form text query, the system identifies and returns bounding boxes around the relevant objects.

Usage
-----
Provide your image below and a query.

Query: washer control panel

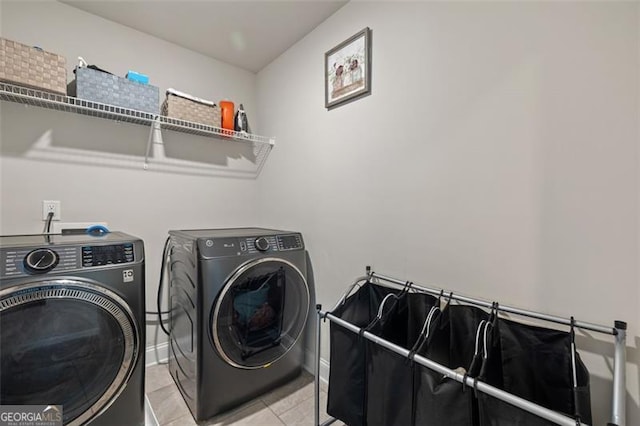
[2,246,79,277]
[1,243,136,277]
[82,243,134,267]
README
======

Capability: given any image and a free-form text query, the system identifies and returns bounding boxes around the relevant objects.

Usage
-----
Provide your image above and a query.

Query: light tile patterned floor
[145,364,345,426]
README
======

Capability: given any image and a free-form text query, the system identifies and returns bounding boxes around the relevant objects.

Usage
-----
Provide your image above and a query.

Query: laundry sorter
[313,267,627,426]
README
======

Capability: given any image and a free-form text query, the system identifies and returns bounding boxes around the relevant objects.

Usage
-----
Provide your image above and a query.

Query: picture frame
[325,27,371,109]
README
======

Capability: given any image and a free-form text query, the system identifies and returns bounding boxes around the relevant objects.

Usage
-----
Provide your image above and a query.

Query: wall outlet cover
[42,200,61,220]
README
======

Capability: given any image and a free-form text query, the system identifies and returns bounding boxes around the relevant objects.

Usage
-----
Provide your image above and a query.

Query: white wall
[1,1,639,423]
[0,0,260,349]
[256,2,640,424]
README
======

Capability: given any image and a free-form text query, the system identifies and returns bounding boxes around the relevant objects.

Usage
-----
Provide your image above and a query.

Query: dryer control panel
[198,233,304,258]
[243,233,303,254]
[276,234,303,251]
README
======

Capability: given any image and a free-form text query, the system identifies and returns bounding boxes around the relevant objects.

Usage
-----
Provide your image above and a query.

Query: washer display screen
[82,244,134,267]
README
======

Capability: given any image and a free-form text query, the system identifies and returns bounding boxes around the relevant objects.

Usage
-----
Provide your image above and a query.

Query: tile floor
[145,363,345,426]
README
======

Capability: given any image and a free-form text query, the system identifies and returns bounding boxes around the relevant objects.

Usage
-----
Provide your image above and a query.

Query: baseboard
[145,341,169,367]
[144,395,159,426]
[303,347,330,388]
[146,341,328,383]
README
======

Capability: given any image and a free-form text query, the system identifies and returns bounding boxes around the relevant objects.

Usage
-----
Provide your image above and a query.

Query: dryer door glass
[0,281,138,426]
[212,258,310,369]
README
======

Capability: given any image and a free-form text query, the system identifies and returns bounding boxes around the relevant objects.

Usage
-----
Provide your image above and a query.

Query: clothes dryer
[168,228,311,421]
[0,232,145,425]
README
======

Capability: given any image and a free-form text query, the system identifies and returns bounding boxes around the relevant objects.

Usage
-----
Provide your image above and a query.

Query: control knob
[24,248,59,274]
[254,237,270,252]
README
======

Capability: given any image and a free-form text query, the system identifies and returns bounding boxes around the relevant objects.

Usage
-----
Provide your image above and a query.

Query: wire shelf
[0,82,157,126]
[0,82,275,177]
[160,115,273,145]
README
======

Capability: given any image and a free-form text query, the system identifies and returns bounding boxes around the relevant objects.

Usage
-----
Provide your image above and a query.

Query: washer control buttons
[24,248,59,274]
[82,244,134,267]
[254,237,270,252]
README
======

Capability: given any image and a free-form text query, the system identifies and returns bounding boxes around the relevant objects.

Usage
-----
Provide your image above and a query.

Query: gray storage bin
[67,67,159,114]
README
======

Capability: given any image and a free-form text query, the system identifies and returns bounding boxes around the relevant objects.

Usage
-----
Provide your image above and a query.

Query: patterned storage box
[0,38,67,94]
[162,92,221,127]
[67,66,160,114]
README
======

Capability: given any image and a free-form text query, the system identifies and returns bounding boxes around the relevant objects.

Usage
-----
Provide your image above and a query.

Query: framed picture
[325,27,371,109]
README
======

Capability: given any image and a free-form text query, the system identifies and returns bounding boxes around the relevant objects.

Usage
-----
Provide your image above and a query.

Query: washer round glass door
[212,258,310,369]
[0,280,139,426]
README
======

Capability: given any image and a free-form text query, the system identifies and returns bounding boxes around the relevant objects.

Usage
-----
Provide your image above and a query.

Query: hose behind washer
[156,236,171,335]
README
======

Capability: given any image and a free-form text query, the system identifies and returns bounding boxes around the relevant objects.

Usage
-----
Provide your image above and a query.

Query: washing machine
[168,228,311,421]
[0,232,145,426]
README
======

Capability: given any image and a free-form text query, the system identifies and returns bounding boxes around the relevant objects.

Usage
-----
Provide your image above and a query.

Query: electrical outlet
[42,200,61,221]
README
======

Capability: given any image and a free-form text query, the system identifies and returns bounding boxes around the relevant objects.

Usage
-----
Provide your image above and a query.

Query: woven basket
[68,67,160,114]
[0,38,67,94]
[162,93,221,127]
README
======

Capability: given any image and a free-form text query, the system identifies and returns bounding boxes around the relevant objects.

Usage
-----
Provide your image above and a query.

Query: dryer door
[212,257,310,369]
[0,279,139,426]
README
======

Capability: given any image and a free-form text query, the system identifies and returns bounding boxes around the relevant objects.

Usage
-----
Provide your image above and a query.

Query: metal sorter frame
[314,267,627,426]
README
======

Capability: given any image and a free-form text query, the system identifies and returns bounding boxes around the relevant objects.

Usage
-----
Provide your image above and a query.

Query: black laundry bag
[413,304,492,426]
[365,292,439,426]
[326,282,402,426]
[478,317,592,425]
[476,394,558,426]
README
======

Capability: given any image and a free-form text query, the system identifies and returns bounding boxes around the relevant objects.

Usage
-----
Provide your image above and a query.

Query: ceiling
[61,0,348,73]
